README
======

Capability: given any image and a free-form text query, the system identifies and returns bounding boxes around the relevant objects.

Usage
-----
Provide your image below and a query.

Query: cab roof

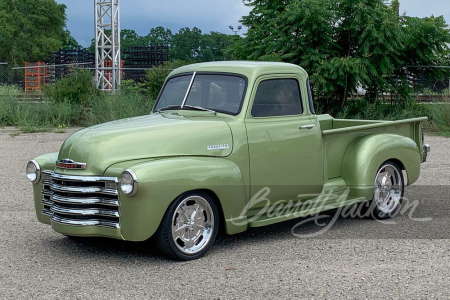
[168,61,308,80]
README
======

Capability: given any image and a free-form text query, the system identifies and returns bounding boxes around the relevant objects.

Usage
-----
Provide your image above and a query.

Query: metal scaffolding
[95,0,121,92]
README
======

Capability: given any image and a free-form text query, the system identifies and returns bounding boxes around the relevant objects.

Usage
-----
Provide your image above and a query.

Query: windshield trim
[152,72,248,116]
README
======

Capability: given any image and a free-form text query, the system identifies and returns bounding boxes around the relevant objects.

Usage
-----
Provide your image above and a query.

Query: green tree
[203,32,237,61]
[171,28,238,62]
[171,27,204,62]
[232,0,450,108]
[120,29,147,52]
[0,0,68,65]
[60,29,80,49]
[145,26,173,46]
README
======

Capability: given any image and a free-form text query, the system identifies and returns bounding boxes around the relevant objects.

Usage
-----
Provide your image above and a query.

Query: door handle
[300,124,315,129]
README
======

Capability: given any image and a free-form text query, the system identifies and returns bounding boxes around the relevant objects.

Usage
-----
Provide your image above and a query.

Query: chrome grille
[40,171,120,229]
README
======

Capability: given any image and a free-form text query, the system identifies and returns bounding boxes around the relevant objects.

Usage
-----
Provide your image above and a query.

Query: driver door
[245,76,324,209]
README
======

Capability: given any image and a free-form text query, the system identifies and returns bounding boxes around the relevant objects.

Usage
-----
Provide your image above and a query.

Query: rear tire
[155,192,219,261]
[369,161,404,220]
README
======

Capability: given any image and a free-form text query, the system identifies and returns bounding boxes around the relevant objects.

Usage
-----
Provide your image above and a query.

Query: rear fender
[341,134,421,200]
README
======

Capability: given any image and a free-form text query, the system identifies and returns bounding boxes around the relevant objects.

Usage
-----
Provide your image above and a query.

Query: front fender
[105,157,248,241]
[341,134,421,200]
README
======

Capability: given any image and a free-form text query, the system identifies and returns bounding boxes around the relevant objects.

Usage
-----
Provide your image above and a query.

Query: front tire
[156,192,219,260]
[370,161,405,219]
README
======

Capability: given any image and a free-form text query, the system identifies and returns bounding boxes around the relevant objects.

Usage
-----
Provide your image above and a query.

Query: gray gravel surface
[0,129,449,299]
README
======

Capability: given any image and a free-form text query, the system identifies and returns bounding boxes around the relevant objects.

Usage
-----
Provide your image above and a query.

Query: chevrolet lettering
[55,159,87,169]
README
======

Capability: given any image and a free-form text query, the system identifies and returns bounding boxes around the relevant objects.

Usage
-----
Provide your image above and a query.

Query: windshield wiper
[157,105,182,112]
[183,105,217,115]
[157,104,216,115]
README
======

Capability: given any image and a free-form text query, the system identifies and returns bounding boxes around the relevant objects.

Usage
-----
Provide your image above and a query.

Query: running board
[247,178,365,227]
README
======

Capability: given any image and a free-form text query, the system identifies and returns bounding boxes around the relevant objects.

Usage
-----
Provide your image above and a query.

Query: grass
[0,83,448,137]
[0,90,156,131]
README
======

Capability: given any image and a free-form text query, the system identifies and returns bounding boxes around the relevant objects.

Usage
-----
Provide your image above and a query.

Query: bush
[333,99,431,121]
[428,94,450,134]
[0,84,22,96]
[144,60,186,99]
[42,68,99,104]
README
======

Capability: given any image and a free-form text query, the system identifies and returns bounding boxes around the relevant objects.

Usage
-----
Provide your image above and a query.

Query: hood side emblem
[56,159,87,169]
[207,144,229,151]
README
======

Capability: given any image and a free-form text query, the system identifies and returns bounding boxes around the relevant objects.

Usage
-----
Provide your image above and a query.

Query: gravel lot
[0,128,449,299]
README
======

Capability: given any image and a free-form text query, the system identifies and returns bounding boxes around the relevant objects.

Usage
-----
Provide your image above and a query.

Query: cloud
[57,0,449,47]
[58,0,251,46]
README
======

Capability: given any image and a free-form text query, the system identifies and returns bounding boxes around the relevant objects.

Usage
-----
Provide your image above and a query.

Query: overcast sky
[56,0,450,47]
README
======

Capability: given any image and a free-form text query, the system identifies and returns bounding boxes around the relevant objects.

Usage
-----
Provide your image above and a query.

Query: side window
[251,79,303,117]
[306,79,316,114]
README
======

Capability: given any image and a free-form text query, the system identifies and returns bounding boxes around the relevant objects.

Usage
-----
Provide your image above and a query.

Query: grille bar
[52,214,120,229]
[51,172,119,183]
[40,171,120,229]
[50,194,119,207]
[51,183,118,196]
[42,207,52,216]
[41,198,53,207]
[51,203,120,218]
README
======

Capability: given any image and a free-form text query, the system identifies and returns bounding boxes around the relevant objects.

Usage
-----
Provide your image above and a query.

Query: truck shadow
[42,208,378,261]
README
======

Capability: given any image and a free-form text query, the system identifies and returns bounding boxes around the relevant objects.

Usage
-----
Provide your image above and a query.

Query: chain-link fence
[407,66,450,102]
[0,63,153,95]
[0,63,25,90]
[3,63,449,102]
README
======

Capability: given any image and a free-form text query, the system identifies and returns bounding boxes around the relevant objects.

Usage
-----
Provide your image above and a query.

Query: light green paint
[29,61,427,240]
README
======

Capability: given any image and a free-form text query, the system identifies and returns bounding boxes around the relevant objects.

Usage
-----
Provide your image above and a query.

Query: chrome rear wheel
[372,161,404,219]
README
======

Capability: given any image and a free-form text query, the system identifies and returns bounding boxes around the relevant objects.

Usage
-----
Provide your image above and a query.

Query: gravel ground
[0,128,449,299]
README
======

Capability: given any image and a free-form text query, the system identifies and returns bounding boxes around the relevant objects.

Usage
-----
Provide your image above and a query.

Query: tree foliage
[88,27,238,62]
[231,0,450,108]
[144,60,187,99]
[0,0,69,66]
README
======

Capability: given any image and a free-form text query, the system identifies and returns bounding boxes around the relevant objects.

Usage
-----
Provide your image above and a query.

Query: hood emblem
[207,144,229,151]
[56,159,87,169]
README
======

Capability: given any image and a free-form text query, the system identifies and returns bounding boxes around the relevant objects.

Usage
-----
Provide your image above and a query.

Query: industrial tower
[95,0,121,92]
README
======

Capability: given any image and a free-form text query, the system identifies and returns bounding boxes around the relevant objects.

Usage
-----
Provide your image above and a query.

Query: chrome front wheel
[171,196,215,255]
[371,161,404,219]
[156,192,219,260]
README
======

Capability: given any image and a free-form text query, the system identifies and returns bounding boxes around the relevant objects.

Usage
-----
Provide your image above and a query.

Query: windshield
[154,73,247,115]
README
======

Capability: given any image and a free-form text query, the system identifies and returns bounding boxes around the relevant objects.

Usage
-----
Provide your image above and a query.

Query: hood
[56,113,233,175]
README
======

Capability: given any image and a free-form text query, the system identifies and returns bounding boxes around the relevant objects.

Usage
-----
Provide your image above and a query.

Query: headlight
[26,160,41,184]
[120,169,138,196]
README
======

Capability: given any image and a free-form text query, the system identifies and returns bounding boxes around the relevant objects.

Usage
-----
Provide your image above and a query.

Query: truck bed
[317,114,427,180]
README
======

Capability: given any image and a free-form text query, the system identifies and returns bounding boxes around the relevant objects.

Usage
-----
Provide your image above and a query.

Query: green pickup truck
[27,61,430,260]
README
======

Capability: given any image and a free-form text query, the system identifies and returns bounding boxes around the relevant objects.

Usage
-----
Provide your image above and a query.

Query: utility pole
[95,0,121,92]
[229,25,242,35]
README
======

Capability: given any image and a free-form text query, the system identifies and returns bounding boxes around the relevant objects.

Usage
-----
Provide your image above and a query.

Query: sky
[56,0,450,48]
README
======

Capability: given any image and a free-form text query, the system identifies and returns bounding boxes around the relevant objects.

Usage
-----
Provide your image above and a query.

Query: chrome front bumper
[423,143,430,162]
